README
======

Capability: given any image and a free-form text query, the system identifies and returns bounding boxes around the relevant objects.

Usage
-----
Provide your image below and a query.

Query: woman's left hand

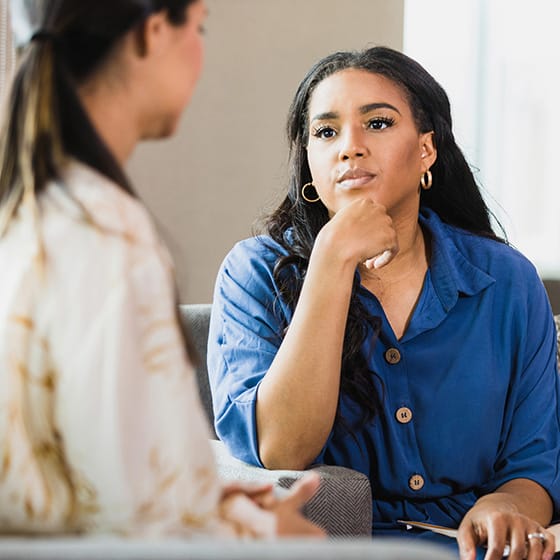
[457,495,555,560]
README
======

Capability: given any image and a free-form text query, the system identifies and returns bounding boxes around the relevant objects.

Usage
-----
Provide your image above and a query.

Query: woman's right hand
[315,198,399,270]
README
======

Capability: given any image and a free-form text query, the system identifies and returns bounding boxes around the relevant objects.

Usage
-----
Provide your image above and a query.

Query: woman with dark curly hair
[208,46,560,559]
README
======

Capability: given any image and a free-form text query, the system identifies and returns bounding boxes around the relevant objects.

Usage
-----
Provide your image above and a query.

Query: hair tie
[30,30,57,44]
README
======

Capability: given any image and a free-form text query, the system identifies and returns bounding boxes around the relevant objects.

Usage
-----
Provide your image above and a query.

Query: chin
[161,115,182,138]
[159,121,179,139]
[143,115,180,141]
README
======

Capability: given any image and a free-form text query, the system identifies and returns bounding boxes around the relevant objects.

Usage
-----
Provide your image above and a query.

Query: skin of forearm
[475,478,553,527]
[256,239,357,470]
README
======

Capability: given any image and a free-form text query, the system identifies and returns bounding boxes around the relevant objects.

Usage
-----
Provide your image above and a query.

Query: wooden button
[385,348,401,364]
[396,407,412,424]
[409,474,425,491]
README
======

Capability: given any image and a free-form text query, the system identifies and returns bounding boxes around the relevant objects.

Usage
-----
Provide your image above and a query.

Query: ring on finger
[527,531,547,544]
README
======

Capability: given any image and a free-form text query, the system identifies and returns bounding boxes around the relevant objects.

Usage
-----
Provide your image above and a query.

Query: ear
[133,11,171,58]
[419,131,437,171]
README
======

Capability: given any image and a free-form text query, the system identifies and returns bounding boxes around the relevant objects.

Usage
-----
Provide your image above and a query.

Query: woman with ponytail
[0,0,322,538]
[208,46,560,559]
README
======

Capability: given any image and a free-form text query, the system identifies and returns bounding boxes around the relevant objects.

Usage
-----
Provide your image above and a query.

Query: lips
[337,168,375,188]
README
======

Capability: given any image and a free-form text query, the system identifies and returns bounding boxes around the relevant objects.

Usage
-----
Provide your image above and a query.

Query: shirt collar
[419,207,496,313]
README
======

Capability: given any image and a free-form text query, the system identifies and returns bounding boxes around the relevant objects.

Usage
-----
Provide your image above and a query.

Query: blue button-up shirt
[208,208,560,535]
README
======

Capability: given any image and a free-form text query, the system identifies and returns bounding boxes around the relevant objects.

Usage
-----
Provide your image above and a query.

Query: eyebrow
[360,102,401,115]
[310,102,401,123]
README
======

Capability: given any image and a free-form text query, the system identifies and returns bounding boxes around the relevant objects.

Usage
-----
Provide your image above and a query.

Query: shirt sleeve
[208,239,288,467]
[482,274,560,515]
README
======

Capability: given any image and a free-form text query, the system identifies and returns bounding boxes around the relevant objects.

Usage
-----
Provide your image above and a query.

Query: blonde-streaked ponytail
[0,38,65,237]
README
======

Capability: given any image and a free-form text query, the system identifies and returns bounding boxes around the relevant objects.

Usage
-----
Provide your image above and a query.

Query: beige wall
[127,0,404,303]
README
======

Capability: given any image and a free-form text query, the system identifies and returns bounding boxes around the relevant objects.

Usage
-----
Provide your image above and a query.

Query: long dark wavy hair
[0,1,199,359]
[265,46,503,425]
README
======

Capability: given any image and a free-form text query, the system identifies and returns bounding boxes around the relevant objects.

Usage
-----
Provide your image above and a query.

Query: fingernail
[373,249,392,269]
[543,553,554,560]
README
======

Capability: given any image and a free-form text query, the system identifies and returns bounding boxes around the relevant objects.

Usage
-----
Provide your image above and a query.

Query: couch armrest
[211,440,372,537]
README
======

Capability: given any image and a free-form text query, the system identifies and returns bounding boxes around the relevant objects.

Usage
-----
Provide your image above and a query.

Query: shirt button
[409,474,425,491]
[385,348,401,364]
[396,407,412,424]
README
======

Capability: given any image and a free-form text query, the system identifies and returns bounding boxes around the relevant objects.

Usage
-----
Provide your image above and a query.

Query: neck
[78,79,140,167]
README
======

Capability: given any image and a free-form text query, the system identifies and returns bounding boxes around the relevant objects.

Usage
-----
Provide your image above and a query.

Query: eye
[198,25,206,35]
[312,126,337,139]
[367,116,395,130]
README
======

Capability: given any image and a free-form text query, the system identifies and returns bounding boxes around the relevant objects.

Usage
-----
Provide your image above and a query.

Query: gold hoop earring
[301,182,321,203]
[420,170,433,190]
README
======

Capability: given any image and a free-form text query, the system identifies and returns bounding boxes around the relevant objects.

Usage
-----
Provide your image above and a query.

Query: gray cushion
[180,304,215,437]
[212,441,372,537]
